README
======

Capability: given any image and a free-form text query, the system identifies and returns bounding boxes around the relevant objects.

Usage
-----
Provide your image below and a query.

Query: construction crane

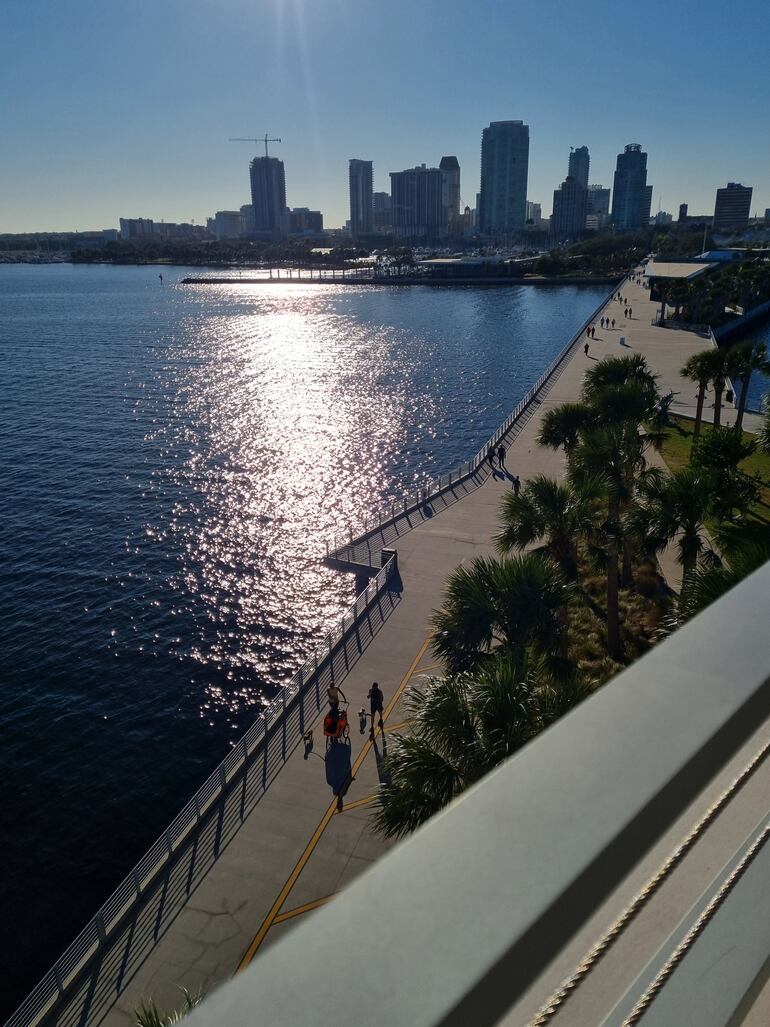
[229,134,281,158]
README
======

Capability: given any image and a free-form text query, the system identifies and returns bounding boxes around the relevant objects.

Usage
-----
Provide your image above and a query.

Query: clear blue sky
[1,0,769,232]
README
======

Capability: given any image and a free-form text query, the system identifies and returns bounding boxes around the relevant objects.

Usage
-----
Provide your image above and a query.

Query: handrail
[326,279,623,562]
[4,557,398,1027]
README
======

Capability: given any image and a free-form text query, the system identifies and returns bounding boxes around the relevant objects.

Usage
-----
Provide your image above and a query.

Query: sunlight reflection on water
[0,266,607,1011]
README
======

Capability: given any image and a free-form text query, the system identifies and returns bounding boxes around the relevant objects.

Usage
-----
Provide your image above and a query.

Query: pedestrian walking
[591,325,596,338]
[497,443,506,468]
[512,474,521,496]
[611,318,616,329]
[601,316,605,329]
[367,682,384,736]
[624,307,628,318]
[586,326,591,341]
[629,307,632,318]
[584,341,590,357]
[487,445,496,470]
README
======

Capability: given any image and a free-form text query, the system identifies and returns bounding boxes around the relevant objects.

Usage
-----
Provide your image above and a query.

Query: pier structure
[7,270,763,1027]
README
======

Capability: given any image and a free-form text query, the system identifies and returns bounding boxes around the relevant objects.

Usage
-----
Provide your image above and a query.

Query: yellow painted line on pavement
[336,794,377,814]
[272,895,332,925]
[237,634,432,970]
[384,719,411,734]
[412,661,443,676]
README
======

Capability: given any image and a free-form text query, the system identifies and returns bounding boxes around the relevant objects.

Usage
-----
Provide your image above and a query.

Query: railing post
[298,668,305,735]
[262,712,269,789]
[282,689,287,761]
[53,966,66,996]
[240,738,249,821]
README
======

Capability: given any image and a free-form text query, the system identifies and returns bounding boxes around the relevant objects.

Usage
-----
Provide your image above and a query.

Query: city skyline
[1,0,770,232]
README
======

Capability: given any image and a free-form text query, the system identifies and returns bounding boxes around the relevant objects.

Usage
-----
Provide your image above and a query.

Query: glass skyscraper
[611,144,653,230]
[249,156,287,238]
[349,159,374,237]
[478,121,529,236]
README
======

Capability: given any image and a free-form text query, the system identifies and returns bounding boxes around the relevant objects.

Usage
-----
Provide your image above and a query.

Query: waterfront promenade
[84,273,749,1024]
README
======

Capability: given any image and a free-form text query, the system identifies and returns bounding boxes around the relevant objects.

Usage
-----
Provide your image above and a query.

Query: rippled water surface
[0,263,607,1013]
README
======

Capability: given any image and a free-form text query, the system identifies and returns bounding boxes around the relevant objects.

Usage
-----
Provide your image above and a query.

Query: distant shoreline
[179,273,622,287]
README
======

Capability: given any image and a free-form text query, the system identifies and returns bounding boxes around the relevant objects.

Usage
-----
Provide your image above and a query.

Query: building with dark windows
[611,144,653,230]
[678,202,689,223]
[240,203,256,234]
[390,164,445,241]
[478,120,529,237]
[373,191,392,232]
[568,146,590,190]
[586,185,610,225]
[249,156,287,238]
[551,176,587,237]
[525,200,542,227]
[348,159,373,237]
[713,183,753,231]
[439,156,461,234]
[288,208,323,234]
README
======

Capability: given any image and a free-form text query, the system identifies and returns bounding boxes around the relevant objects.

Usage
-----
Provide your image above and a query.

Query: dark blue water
[0,264,607,1015]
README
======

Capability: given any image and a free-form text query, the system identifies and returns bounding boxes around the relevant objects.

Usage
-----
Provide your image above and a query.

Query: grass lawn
[658,415,770,527]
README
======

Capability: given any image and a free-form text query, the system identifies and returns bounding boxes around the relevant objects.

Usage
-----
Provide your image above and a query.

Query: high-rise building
[611,144,653,230]
[551,176,587,237]
[586,185,610,222]
[678,203,689,223]
[373,192,392,232]
[349,159,373,237]
[289,208,323,234]
[210,210,246,239]
[713,183,753,231]
[249,156,287,238]
[568,146,590,191]
[390,165,445,240]
[439,156,461,233]
[478,120,529,237]
[525,201,542,227]
[119,217,155,240]
[240,203,256,233]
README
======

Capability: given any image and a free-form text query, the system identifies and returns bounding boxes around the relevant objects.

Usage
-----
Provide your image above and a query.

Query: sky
[1,0,769,233]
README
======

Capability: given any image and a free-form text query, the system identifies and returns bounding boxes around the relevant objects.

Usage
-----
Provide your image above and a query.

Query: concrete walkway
[105,272,727,1024]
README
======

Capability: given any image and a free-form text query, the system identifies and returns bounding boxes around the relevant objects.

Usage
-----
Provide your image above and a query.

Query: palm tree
[571,427,625,658]
[709,348,730,428]
[682,349,721,445]
[759,401,770,455]
[631,468,718,587]
[727,341,770,431]
[670,541,770,629]
[494,473,601,579]
[430,553,570,674]
[135,990,203,1027]
[582,354,659,408]
[371,654,588,838]
[538,402,594,455]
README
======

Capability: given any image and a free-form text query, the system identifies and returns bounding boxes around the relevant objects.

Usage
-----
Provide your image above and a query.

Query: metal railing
[326,281,622,562]
[4,557,398,1027]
